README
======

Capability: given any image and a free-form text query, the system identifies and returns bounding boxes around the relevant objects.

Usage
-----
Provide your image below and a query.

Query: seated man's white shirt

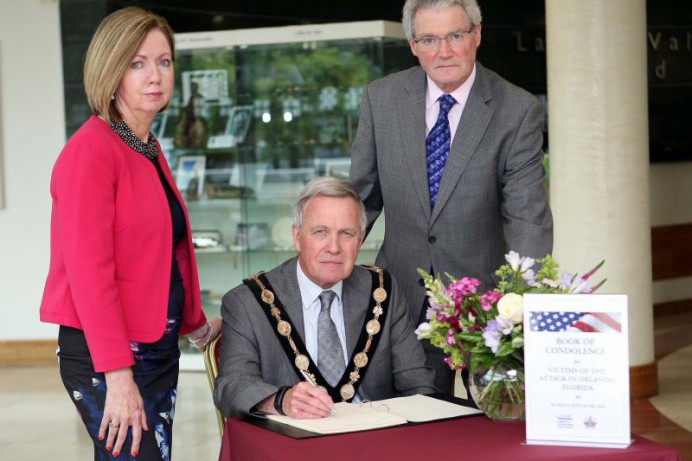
[296,263,362,402]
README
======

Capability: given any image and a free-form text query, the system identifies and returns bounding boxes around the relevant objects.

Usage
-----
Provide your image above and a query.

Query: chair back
[203,333,226,438]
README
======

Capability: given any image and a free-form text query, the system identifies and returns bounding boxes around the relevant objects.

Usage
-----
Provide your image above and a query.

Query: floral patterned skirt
[57,267,184,461]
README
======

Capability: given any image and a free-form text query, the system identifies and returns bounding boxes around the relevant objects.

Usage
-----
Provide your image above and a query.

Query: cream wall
[0,0,64,340]
[0,1,689,342]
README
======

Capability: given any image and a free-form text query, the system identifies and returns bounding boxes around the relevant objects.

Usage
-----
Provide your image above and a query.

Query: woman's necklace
[109,120,159,160]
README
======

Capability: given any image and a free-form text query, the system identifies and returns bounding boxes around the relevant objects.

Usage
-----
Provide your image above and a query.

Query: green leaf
[495,341,515,357]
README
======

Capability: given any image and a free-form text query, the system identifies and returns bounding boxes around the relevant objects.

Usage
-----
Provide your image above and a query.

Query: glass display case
[166,21,415,368]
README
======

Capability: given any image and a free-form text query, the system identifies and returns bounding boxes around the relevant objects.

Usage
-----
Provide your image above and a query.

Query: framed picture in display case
[176,155,206,200]
[225,105,253,147]
[181,69,229,103]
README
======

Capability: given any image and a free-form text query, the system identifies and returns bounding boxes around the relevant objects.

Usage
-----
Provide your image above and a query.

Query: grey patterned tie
[317,290,345,387]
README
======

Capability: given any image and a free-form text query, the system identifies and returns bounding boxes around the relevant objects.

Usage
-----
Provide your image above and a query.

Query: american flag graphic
[529,311,622,333]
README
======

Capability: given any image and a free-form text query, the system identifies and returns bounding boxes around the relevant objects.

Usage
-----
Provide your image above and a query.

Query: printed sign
[523,294,630,448]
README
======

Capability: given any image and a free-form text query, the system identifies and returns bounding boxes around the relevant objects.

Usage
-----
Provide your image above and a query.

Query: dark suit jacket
[350,62,553,323]
[214,258,436,417]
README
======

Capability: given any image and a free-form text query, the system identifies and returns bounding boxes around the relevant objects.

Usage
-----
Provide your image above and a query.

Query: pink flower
[480,290,502,311]
[448,277,481,304]
[582,260,605,281]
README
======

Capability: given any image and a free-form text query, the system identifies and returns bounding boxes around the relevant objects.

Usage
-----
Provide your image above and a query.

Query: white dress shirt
[296,263,348,368]
[425,62,477,146]
[296,264,365,402]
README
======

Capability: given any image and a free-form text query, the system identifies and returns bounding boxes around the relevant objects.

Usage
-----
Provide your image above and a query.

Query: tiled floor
[1,311,691,461]
[0,365,221,460]
[631,311,692,461]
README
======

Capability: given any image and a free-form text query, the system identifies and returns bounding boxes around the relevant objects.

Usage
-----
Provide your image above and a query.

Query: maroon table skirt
[219,415,681,461]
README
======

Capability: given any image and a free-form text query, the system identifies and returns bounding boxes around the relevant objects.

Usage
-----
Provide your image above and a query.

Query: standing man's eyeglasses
[413,27,475,51]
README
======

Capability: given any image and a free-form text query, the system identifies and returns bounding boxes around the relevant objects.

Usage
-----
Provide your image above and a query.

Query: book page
[368,394,482,422]
[265,402,408,434]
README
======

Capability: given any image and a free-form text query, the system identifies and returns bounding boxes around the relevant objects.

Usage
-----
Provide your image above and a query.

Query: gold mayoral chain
[251,266,388,401]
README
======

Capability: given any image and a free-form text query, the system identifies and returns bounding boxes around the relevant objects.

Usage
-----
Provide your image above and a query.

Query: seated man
[214,177,437,418]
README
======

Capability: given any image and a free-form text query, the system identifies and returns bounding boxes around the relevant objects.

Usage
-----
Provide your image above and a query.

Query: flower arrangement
[415,251,605,420]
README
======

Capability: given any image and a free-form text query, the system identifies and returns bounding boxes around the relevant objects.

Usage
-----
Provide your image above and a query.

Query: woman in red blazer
[39,8,220,460]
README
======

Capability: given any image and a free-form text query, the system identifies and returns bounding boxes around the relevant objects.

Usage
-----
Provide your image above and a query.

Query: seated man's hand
[283,382,334,419]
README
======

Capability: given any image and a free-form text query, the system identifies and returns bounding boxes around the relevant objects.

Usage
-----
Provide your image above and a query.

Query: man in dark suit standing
[349,0,553,394]
[214,177,436,418]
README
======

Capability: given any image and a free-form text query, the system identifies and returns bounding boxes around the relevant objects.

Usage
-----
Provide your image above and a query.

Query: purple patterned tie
[426,94,457,209]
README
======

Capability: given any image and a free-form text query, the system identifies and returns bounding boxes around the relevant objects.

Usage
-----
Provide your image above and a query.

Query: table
[219,415,681,461]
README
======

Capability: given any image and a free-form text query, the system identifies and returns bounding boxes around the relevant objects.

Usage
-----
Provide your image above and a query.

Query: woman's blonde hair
[83,7,175,123]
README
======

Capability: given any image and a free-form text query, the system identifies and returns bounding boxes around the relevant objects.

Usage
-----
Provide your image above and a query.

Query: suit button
[428,235,436,244]
[418,278,425,287]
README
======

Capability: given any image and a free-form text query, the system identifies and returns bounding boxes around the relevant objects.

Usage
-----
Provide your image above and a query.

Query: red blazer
[40,116,206,372]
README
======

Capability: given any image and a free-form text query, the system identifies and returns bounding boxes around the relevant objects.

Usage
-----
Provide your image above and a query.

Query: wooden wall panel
[0,340,57,366]
[651,223,692,280]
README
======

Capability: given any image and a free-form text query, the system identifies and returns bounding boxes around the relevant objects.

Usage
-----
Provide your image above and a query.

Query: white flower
[568,276,591,294]
[497,293,524,323]
[505,251,521,271]
[415,322,431,339]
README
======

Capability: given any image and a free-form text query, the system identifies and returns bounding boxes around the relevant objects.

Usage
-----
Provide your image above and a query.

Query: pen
[300,370,338,414]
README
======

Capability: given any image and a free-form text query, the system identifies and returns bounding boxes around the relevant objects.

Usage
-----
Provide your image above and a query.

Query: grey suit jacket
[213,258,436,417]
[350,62,553,323]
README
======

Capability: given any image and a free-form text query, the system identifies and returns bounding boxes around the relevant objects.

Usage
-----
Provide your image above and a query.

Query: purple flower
[496,316,514,335]
[521,268,536,283]
[482,317,515,353]
[560,271,574,289]
[505,251,535,275]
[424,295,440,319]
[560,271,592,293]
[482,328,501,353]
[520,256,536,273]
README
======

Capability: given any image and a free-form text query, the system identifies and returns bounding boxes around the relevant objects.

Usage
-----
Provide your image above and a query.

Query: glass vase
[469,364,525,422]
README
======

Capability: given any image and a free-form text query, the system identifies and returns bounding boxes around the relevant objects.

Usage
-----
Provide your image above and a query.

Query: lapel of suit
[431,63,494,224]
[341,268,370,359]
[270,257,306,341]
[399,68,433,222]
